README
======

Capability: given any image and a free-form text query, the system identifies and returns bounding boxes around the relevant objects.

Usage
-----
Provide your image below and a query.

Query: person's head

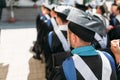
[114,0,120,5]
[50,7,56,17]
[55,12,68,25]
[41,5,45,14]
[41,3,51,15]
[96,5,105,15]
[113,5,120,16]
[50,4,57,17]
[67,22,95,48]
[67,8,106,48]
[54,6,71,25]
[111,4,118,16]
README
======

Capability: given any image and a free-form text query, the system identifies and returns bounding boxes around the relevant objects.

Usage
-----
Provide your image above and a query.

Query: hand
[106,25,114,32]
[110,39,120,64]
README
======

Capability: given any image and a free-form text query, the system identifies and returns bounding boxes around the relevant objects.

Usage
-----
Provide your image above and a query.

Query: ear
[71,33,77,43]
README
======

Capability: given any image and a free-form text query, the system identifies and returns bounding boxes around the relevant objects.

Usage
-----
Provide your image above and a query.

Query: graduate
[49,8,117,80]
[33,3,53,60]
[45,5,71,79]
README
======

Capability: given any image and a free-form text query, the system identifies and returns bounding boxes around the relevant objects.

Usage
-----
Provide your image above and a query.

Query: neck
[75,43,91,48]
[58,20,67,25]
[76,37,91,48]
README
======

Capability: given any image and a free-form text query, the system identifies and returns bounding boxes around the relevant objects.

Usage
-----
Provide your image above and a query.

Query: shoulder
[62,56,76,80]
[49,31,57,39]
[101,51,115,62]
[101,51,116,70]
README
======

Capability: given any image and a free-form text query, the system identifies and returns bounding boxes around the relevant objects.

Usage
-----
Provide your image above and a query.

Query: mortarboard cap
[50,4,58,10]
[54,5,71,16]
[96,2,109,15]
[67,8,106,42]
[68,22,95,42]
[85,2,93,9]
[59,2,68,6]
[42,3,52,10]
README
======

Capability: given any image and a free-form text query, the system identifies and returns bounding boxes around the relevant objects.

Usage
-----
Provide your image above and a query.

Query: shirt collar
[58,25,68,31]
[71,45,98,56]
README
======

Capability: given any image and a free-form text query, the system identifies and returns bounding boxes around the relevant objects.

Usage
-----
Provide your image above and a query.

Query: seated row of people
[31,2,120,80]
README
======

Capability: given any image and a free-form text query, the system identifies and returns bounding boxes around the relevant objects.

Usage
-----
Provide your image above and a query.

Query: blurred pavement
[0,21,45,80]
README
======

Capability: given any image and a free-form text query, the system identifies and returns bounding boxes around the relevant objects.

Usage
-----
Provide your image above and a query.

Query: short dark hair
[68,22,95,42]
[56,12,67,22]
[100,5,105,15]
[96,5,105,15]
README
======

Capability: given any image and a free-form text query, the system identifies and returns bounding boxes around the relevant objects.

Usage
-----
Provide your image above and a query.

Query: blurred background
[0,0,113,22]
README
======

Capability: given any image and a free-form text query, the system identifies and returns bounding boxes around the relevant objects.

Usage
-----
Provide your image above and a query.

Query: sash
[63,51,113,80]
[51,17,58,30]
[72,54,98,80]
[97,51,112,80]
[45,14,50,20]
[55,29,70,52]
[72,51,112,80]
[94,33,107,49]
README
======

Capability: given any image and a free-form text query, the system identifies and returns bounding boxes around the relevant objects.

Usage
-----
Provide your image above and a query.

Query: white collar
[58,24,68,31]
[45,14,50,20]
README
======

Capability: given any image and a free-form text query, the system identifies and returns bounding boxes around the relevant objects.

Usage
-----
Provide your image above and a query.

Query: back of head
[67,8,106,42]
[54,5,71,21]
[68,22,95,42]
[67,8,106,36]
[42,3,52,11]
[100,5,105,15]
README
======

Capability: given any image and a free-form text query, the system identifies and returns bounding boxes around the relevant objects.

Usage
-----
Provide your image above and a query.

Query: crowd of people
[30,0,120,80]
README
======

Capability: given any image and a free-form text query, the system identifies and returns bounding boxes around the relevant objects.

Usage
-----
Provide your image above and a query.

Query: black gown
[45,26,68,79]
[32,14,53,57]
[48,53,117,80]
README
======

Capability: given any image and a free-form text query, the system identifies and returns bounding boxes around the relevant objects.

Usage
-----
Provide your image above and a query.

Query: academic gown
[110,15,120,28]
[48,46,117,80]
[33,14,53,55]
[45,25,68,79]
[108,26,120,41]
